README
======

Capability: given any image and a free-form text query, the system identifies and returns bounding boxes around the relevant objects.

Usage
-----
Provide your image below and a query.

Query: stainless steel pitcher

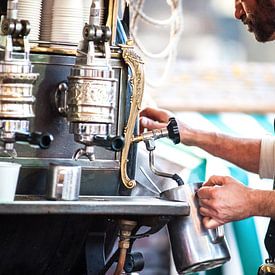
[161,182,231,274]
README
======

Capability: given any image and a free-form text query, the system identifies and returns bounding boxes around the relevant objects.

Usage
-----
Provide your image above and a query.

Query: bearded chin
[252,19,274,42]
[248,10,275,42]
[254,31,270,42]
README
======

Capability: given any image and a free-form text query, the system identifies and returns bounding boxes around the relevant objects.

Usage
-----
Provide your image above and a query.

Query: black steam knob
[93,135,125,152]
[15,132,54,149]
[167,117,180,144]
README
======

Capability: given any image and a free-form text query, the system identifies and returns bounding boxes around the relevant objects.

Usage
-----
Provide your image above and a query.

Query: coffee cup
[0,162,21,202]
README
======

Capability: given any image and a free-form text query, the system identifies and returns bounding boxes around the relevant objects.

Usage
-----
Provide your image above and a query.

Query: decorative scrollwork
[120,41,145,189]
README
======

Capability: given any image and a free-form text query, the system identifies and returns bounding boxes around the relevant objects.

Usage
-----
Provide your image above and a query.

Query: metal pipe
[149,150,184,186]
[132,128,169,143]
[113,247,127,275]
[149,150,175,178]
[113,220,137,275]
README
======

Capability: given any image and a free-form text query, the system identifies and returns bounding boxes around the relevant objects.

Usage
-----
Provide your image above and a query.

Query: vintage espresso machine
[0,1,230,274]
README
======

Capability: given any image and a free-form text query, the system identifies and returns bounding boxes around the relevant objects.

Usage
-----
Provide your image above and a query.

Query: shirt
[259,135,275,179]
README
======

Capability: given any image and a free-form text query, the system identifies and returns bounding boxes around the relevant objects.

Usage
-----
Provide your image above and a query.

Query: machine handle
[93,135,124,151]
[167,117,180,144]
[15,132,54,149]
[132,117,180,144]
[208,225,225,244]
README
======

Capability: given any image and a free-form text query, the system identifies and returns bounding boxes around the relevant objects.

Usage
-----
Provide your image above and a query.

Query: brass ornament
[120,41,145,189]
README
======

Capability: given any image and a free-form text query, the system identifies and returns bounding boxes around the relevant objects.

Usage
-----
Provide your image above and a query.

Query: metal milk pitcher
[161,182,231,274]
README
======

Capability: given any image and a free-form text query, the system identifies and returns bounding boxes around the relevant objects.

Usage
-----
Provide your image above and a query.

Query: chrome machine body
[0,1,230,274]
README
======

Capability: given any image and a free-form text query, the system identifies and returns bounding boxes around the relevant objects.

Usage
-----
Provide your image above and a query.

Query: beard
[242,6,275,42]
[252,17,275,42]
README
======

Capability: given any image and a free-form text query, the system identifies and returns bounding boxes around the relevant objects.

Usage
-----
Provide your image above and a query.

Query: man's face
[235,0,275,42]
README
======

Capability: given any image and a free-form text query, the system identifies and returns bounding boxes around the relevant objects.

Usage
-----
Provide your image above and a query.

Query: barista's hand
[197,175,253,229]
[139,107,174,133]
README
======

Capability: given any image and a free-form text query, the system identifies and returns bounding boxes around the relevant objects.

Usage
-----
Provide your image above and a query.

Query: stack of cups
[18,0,42,41]
[40,0,54,41]
[51,0,84,45]
[83,0,92,26]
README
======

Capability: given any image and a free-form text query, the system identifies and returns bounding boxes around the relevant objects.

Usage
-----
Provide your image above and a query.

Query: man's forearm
[251,189,275,219]
[181,126,261,173]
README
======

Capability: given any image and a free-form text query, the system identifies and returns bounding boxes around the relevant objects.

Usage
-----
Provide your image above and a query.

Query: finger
[199,206,217,218]
[198,198,212,208]
[202,175,226,187]
[197,186,216,199]
[140,107,172,123]
[139,117,167,132]
[202,216,223,229]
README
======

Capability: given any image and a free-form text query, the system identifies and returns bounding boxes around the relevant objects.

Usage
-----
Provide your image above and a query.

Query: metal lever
[132,117,180,145]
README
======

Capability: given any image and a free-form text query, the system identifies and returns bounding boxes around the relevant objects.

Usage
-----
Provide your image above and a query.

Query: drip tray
[0,195,190,216]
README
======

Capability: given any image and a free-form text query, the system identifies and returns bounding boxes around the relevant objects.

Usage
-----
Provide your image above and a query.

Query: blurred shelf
[150,61,275,113]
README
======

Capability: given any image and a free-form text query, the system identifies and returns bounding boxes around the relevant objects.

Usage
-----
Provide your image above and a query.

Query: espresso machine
[0,1,230,274]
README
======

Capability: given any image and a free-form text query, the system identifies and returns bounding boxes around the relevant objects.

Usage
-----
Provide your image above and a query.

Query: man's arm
[140,107,261,173]
[182,128,261,174]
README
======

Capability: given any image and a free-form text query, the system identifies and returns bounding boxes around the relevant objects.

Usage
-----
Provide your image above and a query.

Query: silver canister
[161,182,231,274]
[46,163,82,201]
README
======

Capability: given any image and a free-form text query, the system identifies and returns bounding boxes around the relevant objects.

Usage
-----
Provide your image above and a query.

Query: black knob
[32,132,54,149]
[167,117,180,144]
[124,252,144,273]
[93,135,125,151]
[15,132,54,149]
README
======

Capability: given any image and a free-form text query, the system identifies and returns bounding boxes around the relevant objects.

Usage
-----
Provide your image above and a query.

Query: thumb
[203,175,226,187]
[139,117,167,131]
[202,216,223,229]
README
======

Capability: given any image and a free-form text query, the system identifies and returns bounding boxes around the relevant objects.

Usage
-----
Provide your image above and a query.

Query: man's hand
[139,107,174,132]
[197,175,254,229]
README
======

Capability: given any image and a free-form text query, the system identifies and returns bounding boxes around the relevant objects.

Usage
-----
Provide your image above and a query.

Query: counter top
[0,195,190,216]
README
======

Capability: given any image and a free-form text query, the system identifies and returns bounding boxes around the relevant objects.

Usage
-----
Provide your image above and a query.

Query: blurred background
[131,0,275,112]
[129,1,275,275]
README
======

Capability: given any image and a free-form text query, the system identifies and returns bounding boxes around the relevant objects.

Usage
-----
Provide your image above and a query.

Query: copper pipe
[113,219,137,275]
[113,245,127,275]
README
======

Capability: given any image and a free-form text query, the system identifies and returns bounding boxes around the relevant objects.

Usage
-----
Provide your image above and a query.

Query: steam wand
[133,117,184,186]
